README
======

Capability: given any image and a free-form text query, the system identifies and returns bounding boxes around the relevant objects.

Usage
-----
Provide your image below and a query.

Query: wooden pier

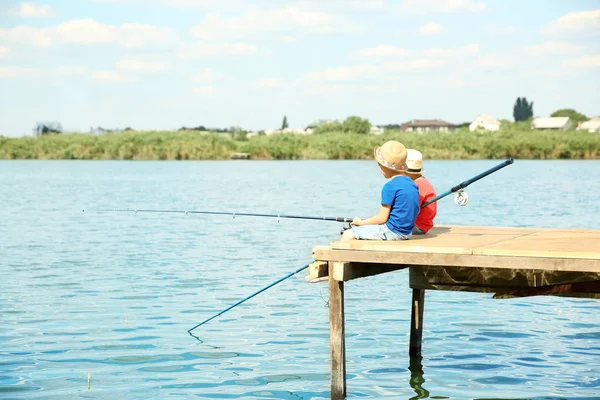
[309,225,600,400]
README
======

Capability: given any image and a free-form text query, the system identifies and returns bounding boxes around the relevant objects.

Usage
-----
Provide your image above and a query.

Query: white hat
[406,149,424,175]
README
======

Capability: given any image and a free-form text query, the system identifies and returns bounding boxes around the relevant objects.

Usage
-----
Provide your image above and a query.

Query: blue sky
[0,0,599,136]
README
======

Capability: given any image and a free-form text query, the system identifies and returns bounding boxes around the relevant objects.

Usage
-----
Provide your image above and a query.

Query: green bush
[342,116,371,134]
[1,128,598,160]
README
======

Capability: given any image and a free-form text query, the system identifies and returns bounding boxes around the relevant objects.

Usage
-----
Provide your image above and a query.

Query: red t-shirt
[415,177,437,232]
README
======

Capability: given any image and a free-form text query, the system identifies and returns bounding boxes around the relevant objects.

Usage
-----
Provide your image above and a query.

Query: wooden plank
[314,247,600,273]
[331,234,531,255]
[331,262,407,282]
[329,263,346,400]
[409,265,600,290]
[429,225,594,235]
[308,261,328,282]
[328,226,600,261]
[494,280,600,298]
[474,231,600,260]
[409,288,425,357]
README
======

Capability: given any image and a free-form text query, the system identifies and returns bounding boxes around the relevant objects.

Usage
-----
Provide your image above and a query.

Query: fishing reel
[454,190,469,206]
[340,223,353,235]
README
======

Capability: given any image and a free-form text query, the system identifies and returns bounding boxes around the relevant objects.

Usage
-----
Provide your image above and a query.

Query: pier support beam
[409,288,425,357]
[329,262,346,400]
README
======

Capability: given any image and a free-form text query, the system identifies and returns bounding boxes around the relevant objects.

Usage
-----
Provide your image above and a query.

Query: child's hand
[352,217,364,226]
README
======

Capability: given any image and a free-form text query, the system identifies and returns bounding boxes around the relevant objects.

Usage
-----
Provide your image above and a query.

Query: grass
[1,127,598,160]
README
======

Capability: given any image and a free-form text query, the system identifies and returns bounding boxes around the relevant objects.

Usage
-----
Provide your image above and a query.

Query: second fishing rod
[85,158,514,222]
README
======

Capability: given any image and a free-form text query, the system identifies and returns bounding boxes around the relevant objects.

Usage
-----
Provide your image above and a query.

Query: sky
[0,0,599,136]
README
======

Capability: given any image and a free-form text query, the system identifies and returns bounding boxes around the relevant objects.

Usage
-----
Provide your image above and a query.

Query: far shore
[1,128,598,160]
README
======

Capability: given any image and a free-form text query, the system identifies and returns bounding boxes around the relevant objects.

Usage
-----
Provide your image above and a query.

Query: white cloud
[487,25,518,34]
[398,0,486,14]
[279,35,298,44]
[0,66,40,79]
[383,58,446,72]
[190,85,217,96]
[542,10,600,36]
[13,2,56,18]
[357,45,410,58]
[304,64,378,81]
[253,78,288,88]
[419,22,443,36]
[423,43,480,57]
[565,55,600,68]
[473,55,516,69]
[0,19,178,49]
[305,82,397,96]
[192,68,225,83]
[117,60,167,73]
[90,70,133,82]
[159,0,220,6]
[0,26,53,47]
[54,66,87,75]
[349,0,387,9]
[524,41,586,55]
[190,6,357,40]
[0,46,9,58]
[179,42,258,57]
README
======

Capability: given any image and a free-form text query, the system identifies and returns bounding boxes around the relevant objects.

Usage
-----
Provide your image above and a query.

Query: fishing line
[84,159,514,338]
[187,263,310,336]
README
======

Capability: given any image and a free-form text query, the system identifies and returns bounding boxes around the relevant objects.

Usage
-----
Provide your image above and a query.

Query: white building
[577,116,600,133]
[370,126,385,135]
[469,115,501,132]
[531,117,573,131]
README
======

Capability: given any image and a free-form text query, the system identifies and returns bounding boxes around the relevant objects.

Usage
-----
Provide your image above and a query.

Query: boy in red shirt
[406,149,437,234]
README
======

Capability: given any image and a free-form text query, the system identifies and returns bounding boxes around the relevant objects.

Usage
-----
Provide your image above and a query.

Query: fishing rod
[86,158,514,221]
[187,263,310,337]
[184,159,514,335]
[422,158,514,208]
[83,209,354,223]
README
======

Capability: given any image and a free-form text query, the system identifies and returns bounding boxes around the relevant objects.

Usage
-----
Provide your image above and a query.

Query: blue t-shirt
[381,175,420,235]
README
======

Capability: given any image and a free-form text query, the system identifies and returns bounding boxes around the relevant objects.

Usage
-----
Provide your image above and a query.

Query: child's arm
[353,204,391,226]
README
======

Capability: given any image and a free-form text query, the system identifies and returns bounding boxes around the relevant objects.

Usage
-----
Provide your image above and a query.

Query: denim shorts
[351,224,411,241]
[412,226,426,235]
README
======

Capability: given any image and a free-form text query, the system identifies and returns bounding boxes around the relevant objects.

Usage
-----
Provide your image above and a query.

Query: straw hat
[406,149,424,175]
[374,141,407,172]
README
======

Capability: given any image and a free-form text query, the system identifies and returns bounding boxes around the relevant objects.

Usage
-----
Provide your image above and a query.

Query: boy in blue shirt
[342,140,420,241]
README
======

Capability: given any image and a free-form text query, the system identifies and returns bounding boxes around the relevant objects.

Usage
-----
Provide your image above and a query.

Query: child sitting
[405,149,437,234]
[342,140,420,241]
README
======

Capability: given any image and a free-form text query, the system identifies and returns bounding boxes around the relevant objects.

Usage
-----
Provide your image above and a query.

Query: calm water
[1,160,599,400]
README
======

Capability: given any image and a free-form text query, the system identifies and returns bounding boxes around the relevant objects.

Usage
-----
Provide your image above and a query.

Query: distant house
[258,128,310,136]
[531,117,572,131]
[89,126,126,135]
[577,116,600,133]
[401,119,456,132]
[282,127,310,135]
[469,115,501,132]
[34,121,63,136]
[306,119,336,130]
[370,125,385,135]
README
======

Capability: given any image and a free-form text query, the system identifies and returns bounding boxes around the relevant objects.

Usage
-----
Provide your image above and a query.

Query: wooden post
[329,262,346,400]
[409,288,425,357]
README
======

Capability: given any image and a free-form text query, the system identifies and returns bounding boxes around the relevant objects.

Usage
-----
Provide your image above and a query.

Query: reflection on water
[1,160,599,399]
[409,356,430,400]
